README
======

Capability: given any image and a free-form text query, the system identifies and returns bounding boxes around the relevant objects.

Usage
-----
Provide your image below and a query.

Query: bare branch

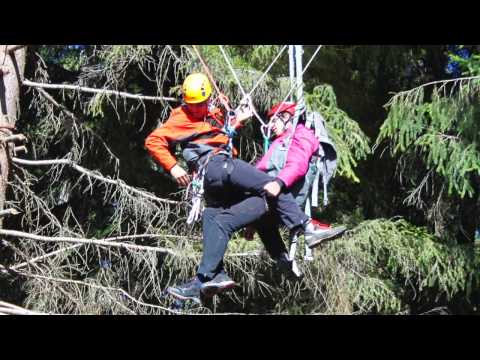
[1,134,27,143]
[34,86,120,169]
[11,157,179,205]
[10,244,83,270]
[23,79,179,103]
[0,301,46,315]
[34,87,78,123]
[16,273,190,315]
[0,228,187,256]
[7,45,26,54]
[14,145,28,155]
[0,208,20,217]
[227,250,263,258]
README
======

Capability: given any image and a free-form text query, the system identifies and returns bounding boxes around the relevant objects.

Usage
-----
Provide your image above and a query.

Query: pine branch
[387,75,480,106]
[15,273,193,315]
[23,79,179,103]
[4,232,200,273]
[11,157,179,205]
[0,228,186,256]
[34,85,121,170]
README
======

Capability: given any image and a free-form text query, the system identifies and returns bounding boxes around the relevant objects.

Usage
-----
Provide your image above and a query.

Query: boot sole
[307,228,347,249]
[201,281,236,298]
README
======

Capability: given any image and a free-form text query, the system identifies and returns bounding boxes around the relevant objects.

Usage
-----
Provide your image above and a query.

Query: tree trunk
[0,45,27,228]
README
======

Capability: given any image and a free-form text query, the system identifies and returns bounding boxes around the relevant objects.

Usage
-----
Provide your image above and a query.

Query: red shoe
[311,219,331,230]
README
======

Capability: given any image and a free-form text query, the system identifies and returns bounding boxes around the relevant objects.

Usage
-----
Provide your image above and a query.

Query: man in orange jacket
[145,73,331,303]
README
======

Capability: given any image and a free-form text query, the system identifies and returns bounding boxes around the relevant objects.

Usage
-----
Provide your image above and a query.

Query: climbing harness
[185,150,217,225]
[261,124,272,153]
[223,110,237,155]
[186,166,205,225]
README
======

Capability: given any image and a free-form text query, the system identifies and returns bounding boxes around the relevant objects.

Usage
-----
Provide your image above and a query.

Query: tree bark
[0,45,27,228]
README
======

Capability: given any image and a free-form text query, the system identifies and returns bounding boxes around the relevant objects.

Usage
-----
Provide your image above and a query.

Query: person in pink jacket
[248,102,346,276]
[256,103,320,194]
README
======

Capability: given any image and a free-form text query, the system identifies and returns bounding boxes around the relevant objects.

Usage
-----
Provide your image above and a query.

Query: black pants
[252,211,288,259]
[197,154,308,279]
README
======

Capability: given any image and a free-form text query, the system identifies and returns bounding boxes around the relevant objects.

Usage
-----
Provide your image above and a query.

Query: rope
[190,45,236,157]
[218,45,266,127]
[192,45,222,96]
[289,45,295,102]
[270,45,323,121]
[260,45,322,151]
[218,45,287,151]
[243,45,288,100]
[283,45,306,161]
[191,45,231,111]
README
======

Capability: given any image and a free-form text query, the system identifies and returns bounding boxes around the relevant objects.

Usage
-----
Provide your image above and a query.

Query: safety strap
[185,151,217,225]
[186,172,205,224]
[288,232,303,277]
[223,110,237,156]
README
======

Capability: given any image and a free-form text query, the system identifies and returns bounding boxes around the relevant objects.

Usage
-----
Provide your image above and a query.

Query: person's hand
[264,181,281,197]
[218,93,231,111]
[235,96,254,124]
[170,164,191,187]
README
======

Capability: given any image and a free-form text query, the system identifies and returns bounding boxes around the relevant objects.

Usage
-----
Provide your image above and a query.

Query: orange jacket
[145,106,241,172]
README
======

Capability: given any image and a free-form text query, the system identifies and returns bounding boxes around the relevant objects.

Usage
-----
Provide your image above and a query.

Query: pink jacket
[256,124,320,188]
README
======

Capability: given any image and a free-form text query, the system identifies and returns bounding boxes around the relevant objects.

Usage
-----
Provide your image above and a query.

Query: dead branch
[227,250,263,258]
[17,273,190,315]
[34,86,120,169]
[23,79,179,103]
[6,232,200,272]
[0,208,20,217]
[11,157,179,205]
[7,45,26,54]
[1,134,27,143]
[14,145,27,155]
[0,228,186,256]
[0,236,259,276]
[10,244,83,270]
[0,301,46,315]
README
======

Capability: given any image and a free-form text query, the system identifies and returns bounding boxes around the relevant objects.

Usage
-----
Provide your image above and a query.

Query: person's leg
[196,207,224,279]
[225,157,308,229]
[267,193,309,231]
[208,155,340,249]
[253,212,287,259]
[197,195,268,279]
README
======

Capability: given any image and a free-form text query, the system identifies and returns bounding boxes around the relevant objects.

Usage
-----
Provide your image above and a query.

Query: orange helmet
[182,73,212,104]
